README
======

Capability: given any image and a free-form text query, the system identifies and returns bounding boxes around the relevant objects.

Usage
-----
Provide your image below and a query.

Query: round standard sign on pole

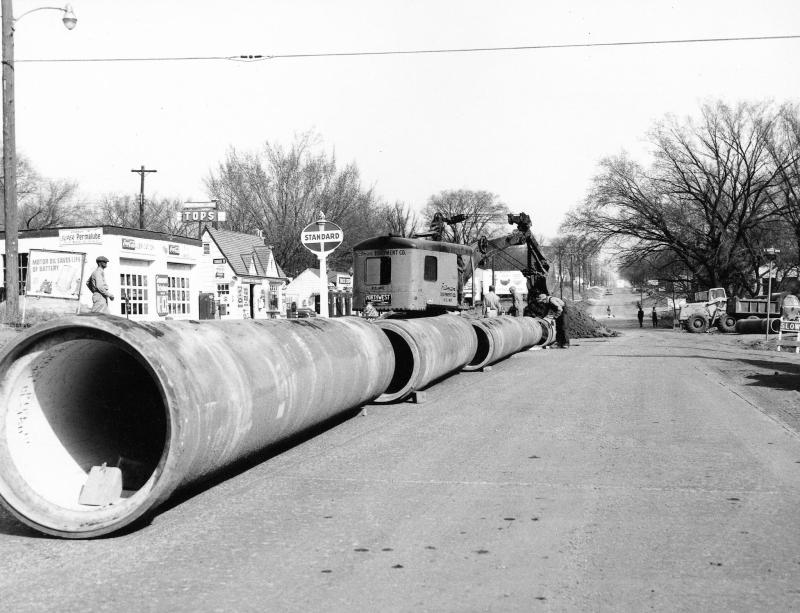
[300,213,343,317]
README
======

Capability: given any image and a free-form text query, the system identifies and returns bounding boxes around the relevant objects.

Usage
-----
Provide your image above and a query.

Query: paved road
[2,323,800,612]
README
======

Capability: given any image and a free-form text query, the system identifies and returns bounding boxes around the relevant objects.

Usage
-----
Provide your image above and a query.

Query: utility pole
[2,0,19,321]
[131,165,157,229]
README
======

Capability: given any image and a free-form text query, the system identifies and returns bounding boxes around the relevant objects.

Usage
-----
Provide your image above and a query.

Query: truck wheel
[718,315,737,333]
[686,314,708,333]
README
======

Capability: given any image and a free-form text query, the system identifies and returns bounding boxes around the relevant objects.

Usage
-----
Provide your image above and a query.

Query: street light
[2,1,76,322]
[764,247,780,343]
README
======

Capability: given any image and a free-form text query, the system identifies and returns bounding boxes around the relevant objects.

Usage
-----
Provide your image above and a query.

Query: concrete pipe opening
[465,323,492,371]
[0,331,168,536]
[375,328,420,403]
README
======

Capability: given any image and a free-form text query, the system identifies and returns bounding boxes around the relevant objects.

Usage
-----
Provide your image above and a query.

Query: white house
[284,267,352,314]
[199,227,288,319]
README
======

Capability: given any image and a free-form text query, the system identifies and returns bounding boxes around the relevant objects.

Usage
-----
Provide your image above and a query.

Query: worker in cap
[536,292,569,348]
[87,255,115,314]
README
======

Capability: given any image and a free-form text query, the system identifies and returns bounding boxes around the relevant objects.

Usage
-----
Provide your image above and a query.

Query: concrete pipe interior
[1,334,167,512]
[467,325,492,368]
[380,328,417,398]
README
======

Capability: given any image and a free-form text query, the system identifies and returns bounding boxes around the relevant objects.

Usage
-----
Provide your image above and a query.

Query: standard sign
[301,220,343,254]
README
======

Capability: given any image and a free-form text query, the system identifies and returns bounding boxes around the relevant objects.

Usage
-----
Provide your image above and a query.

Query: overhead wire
[15,33,800,64]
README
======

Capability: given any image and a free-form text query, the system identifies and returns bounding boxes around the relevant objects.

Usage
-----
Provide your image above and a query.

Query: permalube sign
[301,219,343,254]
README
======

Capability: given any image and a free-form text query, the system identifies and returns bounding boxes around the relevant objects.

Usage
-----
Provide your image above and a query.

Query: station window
[203,243,210,255]
[365,257,391,285]
[424,255,437,282]
[269,282,281,310]
[216,283,229,297]
[120,273,149,315]
[2,253,28,295]
[167,276,190,315]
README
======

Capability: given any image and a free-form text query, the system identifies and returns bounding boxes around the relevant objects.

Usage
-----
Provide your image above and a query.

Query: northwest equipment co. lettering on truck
[679,287,800,333]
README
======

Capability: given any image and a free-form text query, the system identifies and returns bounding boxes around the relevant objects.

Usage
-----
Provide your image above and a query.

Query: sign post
[300,213,343,317]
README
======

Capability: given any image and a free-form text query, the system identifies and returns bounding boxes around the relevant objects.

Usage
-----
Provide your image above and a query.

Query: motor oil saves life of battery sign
[301,219,343,254]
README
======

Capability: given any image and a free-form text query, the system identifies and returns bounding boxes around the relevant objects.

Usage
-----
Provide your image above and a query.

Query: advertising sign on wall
[121,236,156,256]
[26,249,86,299]
[155,275,169,316]
[58,227,103,246]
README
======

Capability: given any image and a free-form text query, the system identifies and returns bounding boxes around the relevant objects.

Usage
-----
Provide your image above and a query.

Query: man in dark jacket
[537,293,569,348]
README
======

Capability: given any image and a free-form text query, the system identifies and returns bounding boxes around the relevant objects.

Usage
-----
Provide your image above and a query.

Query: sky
[10,0,800,239]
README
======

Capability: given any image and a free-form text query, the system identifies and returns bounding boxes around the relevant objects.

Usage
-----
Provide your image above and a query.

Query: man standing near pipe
[508,286,524,317]
[536,293,569,348]
[483,285,501,317]
[87,256,115,314]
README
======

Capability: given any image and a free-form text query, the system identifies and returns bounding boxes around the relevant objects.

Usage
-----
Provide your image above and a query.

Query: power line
[16,33,800,64]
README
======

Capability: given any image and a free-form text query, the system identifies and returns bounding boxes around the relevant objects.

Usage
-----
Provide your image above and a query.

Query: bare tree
[767,104,800,262]
[205,133,385,275]
[565,101,794,295]
[381,200,419,237]
[91,194,188,236]
[1,154,83,231]
[422,189,509,245]
[19,179,82,230]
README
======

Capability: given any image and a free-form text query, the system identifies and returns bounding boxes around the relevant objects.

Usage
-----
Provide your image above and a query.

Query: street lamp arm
[14,4,76,29]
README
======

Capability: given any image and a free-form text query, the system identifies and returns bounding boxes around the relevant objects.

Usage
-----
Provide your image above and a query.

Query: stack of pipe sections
[374,315,478,403]
[0,315,394,538]
[464,316,539,371]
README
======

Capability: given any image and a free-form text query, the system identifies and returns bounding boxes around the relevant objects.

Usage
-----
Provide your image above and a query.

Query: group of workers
[482,285,569,348]
[362,285,569,348]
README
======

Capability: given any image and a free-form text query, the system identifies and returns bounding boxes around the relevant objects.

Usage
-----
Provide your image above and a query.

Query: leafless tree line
[5,132,537,280]
[564,101,800,296]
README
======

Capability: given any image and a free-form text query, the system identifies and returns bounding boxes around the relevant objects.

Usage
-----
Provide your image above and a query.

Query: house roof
[252,245,286,278]
[205,227,286,278]
[300,268,351,283]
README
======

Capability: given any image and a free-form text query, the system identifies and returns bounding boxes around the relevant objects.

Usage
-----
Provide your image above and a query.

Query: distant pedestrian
[508,286,524,317]
[87,256,115,314]
[483,285,501,317]
[606,305,612,318]
[651,306,658,328]
[637,304,644,328]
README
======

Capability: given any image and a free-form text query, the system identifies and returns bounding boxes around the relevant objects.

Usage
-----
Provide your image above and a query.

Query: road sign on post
[301,214,343,317]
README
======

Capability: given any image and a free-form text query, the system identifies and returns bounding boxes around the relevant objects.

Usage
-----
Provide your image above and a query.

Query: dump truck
[679,288,800,333]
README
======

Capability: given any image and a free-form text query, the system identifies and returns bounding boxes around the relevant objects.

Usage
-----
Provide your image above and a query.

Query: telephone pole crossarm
[131,165,157,229]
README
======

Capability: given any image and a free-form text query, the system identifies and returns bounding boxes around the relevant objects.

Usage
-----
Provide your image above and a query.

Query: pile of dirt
[567,301,619,338]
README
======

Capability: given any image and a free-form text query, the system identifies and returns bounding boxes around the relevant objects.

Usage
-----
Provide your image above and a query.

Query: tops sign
[301,219,343,255]
[179,209,227,222]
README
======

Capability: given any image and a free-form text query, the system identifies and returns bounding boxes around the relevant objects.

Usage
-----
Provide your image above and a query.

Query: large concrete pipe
[529,316,556,346]
[464,316,537,371]
[734,317,781,334]
[519,317,544,347]
[374,315,478,403]
[0,315,394,538]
